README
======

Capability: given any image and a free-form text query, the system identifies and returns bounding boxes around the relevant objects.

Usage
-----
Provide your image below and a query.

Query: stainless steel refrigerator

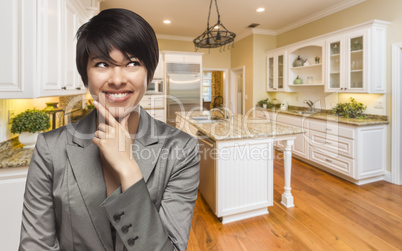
[166,63,202,126]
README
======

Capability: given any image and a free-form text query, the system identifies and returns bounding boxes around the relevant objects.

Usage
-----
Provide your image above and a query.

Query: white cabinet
[140,95,166,122]
[0,0,36,99]
[288,41,324,87]
[0,167,28,250]
[0,0,90,99]
[266,51,288,92]
[325,20,389,93]
[276,113,309,159]
[163,51,203,64]
[307,119,386,184]
[254,110,387,184]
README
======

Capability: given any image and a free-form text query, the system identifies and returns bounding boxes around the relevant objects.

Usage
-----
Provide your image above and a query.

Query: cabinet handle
[325,158,333,163]
[61,86,67,90]
[325,141,332,145]
[326,128,332,131]
[76,87,81,90]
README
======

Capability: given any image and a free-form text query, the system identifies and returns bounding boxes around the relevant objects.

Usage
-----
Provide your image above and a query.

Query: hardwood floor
[187,153,402,251]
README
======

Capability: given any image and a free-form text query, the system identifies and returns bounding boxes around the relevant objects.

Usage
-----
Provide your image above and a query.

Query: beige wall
[230,35,254,111]
[253,34,276,107]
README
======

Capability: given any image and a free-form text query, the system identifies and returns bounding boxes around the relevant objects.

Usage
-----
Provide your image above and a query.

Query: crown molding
[276,0,366,34]
[156,34,194,42]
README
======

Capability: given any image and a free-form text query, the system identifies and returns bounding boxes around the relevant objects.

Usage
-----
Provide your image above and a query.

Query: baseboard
[383,171,392,183]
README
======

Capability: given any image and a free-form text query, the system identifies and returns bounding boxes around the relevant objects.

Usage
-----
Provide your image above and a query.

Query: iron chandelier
[193,0,236,51]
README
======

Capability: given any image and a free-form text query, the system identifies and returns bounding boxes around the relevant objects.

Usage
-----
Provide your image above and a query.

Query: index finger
[93,100,117,127]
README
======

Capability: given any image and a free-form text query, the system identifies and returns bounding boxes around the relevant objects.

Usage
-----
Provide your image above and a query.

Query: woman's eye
[95,62,108,68]
[127,61,141,67]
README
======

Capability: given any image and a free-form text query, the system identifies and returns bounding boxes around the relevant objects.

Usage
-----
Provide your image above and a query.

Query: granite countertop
[0,137,33,169]
[259,106,389,126]
[176,111,304,141]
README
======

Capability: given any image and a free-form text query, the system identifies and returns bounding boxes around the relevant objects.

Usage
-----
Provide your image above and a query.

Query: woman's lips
[104,91,133,103]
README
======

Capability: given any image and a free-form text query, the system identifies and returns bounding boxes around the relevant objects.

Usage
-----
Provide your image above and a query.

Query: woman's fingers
[93,100,117,127]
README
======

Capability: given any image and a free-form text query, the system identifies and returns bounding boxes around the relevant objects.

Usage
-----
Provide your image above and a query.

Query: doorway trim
[230,66,246,114]
[203,68,229,108]
[391,42,402,185]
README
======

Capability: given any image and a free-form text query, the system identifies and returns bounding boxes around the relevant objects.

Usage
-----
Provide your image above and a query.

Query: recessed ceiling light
[256,8,265,12]
[163,20,171,24]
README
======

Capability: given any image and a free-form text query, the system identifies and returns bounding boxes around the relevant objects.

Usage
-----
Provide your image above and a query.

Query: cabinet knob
[61,86,67,90]
[76,87,81,90]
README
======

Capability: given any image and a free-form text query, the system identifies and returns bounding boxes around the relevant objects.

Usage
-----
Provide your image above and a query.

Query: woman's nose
[109,67,125,87]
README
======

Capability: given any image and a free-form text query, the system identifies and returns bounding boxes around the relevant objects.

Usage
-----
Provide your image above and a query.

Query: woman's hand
[92,100,143,190]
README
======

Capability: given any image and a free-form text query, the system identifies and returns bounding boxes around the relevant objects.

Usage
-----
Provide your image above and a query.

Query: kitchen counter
[176,111,304,141]
[258,106,388,126]
[176,111,303,223]
[0,137,33,169]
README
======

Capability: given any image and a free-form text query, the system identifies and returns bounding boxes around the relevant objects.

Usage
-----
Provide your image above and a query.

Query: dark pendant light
[193,0,236,51]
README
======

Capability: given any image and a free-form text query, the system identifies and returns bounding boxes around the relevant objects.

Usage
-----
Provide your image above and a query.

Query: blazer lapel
[134,108,166,182]
[66,110,113,250]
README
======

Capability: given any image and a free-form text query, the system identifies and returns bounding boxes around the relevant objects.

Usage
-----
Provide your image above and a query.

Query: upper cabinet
[266,20,389,94]
[153,53,164,79]
[325,21,388,93]
[0,0,100,99]
[266,51,288,92]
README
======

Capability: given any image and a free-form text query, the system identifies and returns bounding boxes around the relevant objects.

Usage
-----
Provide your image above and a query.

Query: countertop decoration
[256,98,273,108]
[332,97,366,119]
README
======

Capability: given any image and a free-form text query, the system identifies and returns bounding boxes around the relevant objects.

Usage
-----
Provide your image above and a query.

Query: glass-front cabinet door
[277,55,284,89]
[346,30,368,92]
[266,52,286,92]
[267,56,274,90]
[328,40,342,90]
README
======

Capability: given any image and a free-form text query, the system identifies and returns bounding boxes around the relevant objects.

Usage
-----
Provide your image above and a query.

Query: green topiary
[332,97,367,119]
[256,98,273,108]
[11,109,50,134]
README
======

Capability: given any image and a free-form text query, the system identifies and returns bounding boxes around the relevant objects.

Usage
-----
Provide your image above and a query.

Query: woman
[19,9,200,251]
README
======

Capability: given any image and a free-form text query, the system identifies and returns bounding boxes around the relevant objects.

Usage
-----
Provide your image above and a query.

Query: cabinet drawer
[310,148,354,177]
[309,130,354,158]
[308,119,355,139]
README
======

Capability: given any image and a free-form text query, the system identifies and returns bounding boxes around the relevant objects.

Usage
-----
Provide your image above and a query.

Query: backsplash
[270,88,387,116]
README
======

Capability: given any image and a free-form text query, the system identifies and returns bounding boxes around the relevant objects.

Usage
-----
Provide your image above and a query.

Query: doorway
[202,68,229,110]
[230,66,245,115]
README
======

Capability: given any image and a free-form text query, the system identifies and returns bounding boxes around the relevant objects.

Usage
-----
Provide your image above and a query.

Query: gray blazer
[19,108,200,251]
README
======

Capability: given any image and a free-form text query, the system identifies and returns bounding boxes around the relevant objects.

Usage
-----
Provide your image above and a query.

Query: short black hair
[76,8,159,86]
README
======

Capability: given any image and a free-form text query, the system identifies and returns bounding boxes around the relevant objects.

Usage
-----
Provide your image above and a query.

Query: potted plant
[11,109,50,148]
[332,97,367,119]
[256,98,270,108]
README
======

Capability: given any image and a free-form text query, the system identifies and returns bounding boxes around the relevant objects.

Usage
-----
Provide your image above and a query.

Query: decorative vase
[19,132,40,149]
[293,75,303,85]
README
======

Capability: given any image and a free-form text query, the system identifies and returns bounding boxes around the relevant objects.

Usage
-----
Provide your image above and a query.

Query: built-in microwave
[147,79,163,93]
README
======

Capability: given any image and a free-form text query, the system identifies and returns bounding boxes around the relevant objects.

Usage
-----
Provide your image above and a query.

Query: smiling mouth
[103,91,133,102]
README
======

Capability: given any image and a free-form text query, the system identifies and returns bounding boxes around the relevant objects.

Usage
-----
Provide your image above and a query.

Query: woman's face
[87,49,147,119]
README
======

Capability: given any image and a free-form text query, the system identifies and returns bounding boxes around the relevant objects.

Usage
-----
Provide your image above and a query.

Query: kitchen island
[176,111,304,224]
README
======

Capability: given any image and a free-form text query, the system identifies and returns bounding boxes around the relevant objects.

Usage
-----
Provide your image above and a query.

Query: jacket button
[113,212,124,222]
[121,224,132,234]
[128,236,138,246]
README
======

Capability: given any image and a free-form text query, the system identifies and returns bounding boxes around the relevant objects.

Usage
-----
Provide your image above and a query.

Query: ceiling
[100,0,365,40]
